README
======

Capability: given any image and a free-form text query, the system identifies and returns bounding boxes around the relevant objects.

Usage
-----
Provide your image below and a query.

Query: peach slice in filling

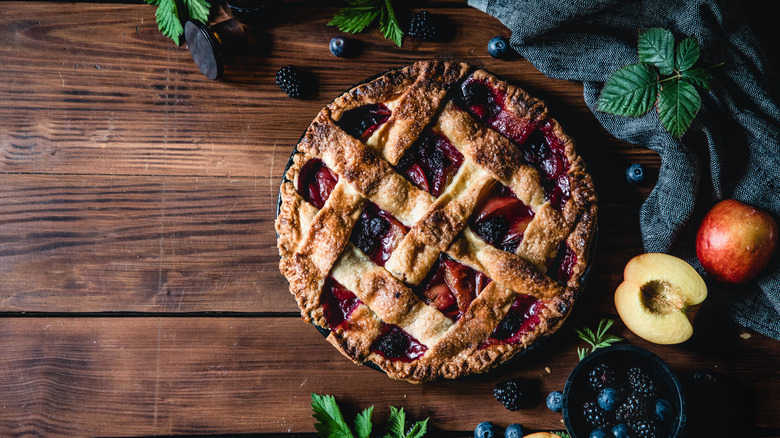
[396,130,464,197]
[297,158,338,209]
[469,183,534,253]
[370,324,427,362]
[321,276,362,330]
[350,201,408,267]
[416,254,491,321]
[482,294,544,346]
[337,103,392,142]
[546,241,578,285]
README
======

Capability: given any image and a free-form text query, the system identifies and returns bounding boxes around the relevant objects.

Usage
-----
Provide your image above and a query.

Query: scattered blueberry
[546,390,563,412]
[329,36,348,57]
[611,423,630,438]
[655,399,673,423]
[693,368,716,383]
[589,428,609,438]
[626,163,644,185]
[474,421,495,438]
[504,423,524,438]
[597,387,620,411]
[488,36,509,58]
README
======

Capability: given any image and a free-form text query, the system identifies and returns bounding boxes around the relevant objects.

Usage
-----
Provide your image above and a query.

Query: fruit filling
[321,276,362,330]
[371,324,427,362]
[547,241,577,284]
[396,130,464,197]
[350,201,407,267]
[297,158,338,209]
[416,254,491,321]
[337,103,392,142]
[523,125,571,211]
[469,183,534,253]
[457,76,534,146]
[483,294,544,345]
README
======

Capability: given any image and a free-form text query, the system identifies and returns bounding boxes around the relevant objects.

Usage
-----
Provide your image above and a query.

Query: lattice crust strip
[275,60,597,382]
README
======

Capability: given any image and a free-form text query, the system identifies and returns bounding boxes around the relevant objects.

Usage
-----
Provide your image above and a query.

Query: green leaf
[379,0,403,47]
[597,63,658,116]
[143,0,161,5]
[405,418,428,438]
[681,67,713,91]
[311,394,355,438]
[577,347,588,361]
[155,0,184,45]
[328,6,380,34]
[385,406,406,438]
[675,35,700,72]
[184,0,211,23]
[657,78,701,138]
[558,432,572,438]
[638,28,675,75]
[354,406,373,438]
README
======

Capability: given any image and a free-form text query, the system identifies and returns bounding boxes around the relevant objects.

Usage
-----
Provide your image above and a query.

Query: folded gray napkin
[469,0,780,340]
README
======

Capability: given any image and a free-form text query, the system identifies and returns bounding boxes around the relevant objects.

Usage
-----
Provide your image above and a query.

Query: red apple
[696,199,778,283]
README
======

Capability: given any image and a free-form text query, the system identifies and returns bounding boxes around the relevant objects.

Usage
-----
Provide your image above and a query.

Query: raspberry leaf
[658,79,701,138]
[311,393,355,438]
[638,28,675,75]
[379,0,404,47]
[675,35,700,71]
[328,0,404,47]
[597,63,658,117]
[355,406,374,438]
[154,0,184,45]
[681,67,714,91]
[385,406,406,438]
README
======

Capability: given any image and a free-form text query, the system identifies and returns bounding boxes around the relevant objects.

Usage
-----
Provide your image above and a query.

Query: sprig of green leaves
[312,394,428,438]
[143,0,211,45]
[576,318,623,361]
[597,28,721,138]
[328,0,404,47]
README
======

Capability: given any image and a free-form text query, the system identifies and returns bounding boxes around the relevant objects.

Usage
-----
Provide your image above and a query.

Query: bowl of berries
[562,344,685,438]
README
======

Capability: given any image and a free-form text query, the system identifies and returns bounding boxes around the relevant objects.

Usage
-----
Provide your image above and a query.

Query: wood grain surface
[1,1,778,437]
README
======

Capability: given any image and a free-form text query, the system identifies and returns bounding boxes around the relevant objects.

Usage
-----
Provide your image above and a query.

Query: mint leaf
[675,36,700,72]
[311,394,354,438]
[597,63,658,116]
[638,28,675,75]
[354,406,373,438]
[681,67,713,91]
[658,79,701,138]
[385,406,406,438]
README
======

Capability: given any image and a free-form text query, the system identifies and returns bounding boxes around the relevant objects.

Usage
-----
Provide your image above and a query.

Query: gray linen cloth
[468,0,780,340]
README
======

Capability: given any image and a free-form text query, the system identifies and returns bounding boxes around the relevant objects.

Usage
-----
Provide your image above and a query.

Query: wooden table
[1,1,778,436]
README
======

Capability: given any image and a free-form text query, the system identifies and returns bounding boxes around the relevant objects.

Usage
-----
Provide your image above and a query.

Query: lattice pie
[276,60,597,382]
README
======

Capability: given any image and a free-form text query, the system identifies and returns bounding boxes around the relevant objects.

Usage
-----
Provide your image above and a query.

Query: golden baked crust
[275,60,597,383]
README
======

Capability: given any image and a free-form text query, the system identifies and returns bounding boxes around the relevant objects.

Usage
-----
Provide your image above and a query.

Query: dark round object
[494,378,540,411]
[547,390,564,412]
[563,345,686,438]
[276,65,306,98]
[408,10,437,41]
[504,423,524,438]
[185,19,245,80]
[488,35,509,58]
[330,36,348,57]
[474,421,495,438]
[626,163,645,184]
[597,387,620,411]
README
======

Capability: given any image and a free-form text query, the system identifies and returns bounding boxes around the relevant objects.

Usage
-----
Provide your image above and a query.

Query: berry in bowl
[563,345,685,438]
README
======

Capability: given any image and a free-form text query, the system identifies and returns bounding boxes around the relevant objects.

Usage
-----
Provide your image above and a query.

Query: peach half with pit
[614,253,707,344]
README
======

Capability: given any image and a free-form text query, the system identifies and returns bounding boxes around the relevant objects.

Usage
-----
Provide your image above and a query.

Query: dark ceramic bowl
[563,344,686,438]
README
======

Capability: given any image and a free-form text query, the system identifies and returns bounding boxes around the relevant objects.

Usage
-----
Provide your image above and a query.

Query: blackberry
[588,363,616,392]
[473,216,509,246]
[493,378,539,411]
[615,393,652,422]
[628,418,663,438]
[408,11,437,41]
[583,401,611,428]
[374,330,408,358]
[627,367,657,398]
[275,65,308,98]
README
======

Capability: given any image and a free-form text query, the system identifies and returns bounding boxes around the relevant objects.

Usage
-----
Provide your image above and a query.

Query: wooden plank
[0,2,642,179]
[0,173,654,313]
[0,316,777,436]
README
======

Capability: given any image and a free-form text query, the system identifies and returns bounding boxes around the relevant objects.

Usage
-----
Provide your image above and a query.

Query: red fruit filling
[337,103,392,142]
[469,184,534,253]
[321,276,362,330]
[297,158,338,209]
[416,254,491,321]
[522,124,571,211]
[371,324,427,362]
[457,77,535,145]
[546,241,578,284]
[482,294,543,346]
[350,201,408,267]
[397,130,464,196]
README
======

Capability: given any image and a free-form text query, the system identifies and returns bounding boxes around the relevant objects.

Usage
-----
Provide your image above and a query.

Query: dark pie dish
[275,60,597,382]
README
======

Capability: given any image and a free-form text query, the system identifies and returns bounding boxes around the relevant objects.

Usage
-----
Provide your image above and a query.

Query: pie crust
[276,60,597,383]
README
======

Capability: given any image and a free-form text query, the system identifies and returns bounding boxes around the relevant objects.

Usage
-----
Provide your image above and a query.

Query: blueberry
[589,428,609,438]
[655,399,673,423]
[611,423,629,438]
[546,390,563,412]
[504,423,524,438]
[488,36,510,58]
[693,368,717,383]
[330,36,348,57]
[597,387,620,411]
[474,421,495,438]
[626,163,644,184]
